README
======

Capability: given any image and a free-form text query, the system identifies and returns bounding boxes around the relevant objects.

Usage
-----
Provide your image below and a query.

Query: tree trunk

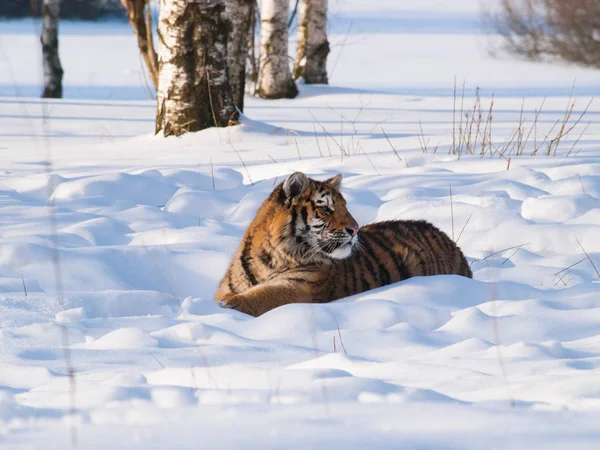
[225,0,253,112]
[293,0,329,84]
[258,0,298,99]
[120,0,159,88]
[41,0,63,98]
[155,0,236,137]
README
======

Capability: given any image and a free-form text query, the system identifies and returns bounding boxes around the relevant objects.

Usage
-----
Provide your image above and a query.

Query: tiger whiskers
[303,237,353,260]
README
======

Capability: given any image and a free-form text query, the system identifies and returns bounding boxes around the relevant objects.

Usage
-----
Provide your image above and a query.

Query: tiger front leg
[217,282,312,317]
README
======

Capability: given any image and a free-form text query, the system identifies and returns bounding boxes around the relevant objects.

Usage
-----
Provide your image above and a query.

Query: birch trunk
[155,0,236,137]
[120,0,159,88]
[41,0,63,98]
[225,0,253,111]
[293,0,329,84]
[258,0,298,99]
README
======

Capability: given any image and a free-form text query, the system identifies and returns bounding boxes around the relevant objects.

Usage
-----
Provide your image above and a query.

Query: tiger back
[215,172,471,316]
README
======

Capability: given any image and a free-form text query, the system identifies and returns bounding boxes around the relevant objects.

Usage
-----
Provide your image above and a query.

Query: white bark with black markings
[225,0,253,112]
[258,0,298,99]
[155,0,236,137]
[293,0,329,84]
[41,0,63,98]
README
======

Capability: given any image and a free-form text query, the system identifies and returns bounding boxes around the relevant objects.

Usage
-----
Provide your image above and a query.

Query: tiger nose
[346,225,359,236]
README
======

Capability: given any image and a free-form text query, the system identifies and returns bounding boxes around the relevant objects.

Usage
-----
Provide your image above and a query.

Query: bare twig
[457,80,466,155]
[329,20,353,78]
[417,120,430,154]
[336,323,348,356]
[21,274,28,298]
[360,146,380,175]
[456,213,474,245]
[470,243,531,267]
[575,237,600,279]
[567,122,590,157]
[230,143,254,186]
[553,257,587,278]
[314,124,324,157]
[309,112,347,156]
[151,352,166,369]
[42,109,77,447]
[288,0,300,28]
[449,184,455,241]
[451,77,457,154]
[210,158,216,190]
[577,174,586,194]
[295,138,303,161]
[501,243,526,265]
[380,127,402,163]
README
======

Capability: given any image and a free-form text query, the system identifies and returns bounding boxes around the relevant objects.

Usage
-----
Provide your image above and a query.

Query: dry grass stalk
[553,257,587,282]
[210,158,216,190]
[577,174,586,194]
[575,237,600,279]
[424,87,590,159]
[457,80,466,155]
[449,184,455,241]
[230,143,254,186]
[151,352,166,369]
[521,97,546,155]
[309,112,347,156]
[361,146,380,175]
[295,137,303,161]
[313,124,324,157]
[451,77,457,154]
[417,120,430,154]
[380,127,403,163]
[40,99,78,446]
[547,85,576,156]
[470,243,531,268]
[336,323,348,356]
[456,212,474,245]
[340,114,344,160]
[21,274,27,298]
[475,94,495,157]
[567,121,591,157]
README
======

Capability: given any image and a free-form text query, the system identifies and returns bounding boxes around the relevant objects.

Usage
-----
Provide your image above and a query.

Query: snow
[1,0,600,448]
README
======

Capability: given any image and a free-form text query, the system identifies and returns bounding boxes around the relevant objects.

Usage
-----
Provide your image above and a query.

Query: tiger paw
[217,294,257,317]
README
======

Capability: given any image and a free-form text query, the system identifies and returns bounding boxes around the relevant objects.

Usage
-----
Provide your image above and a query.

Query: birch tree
[155,0,236,137]
[258,0,298,99]
[41,0,63,98]
[225,0,254,111]
[293,0,329,84]
[120,0,159,88]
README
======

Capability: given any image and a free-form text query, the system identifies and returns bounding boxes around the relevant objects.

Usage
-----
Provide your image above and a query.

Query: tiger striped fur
[216,172,472,316]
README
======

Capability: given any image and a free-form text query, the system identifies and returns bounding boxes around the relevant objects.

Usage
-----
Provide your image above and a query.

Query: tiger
[215,172,472,316]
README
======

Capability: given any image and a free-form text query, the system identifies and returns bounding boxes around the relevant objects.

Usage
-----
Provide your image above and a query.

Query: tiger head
[272,172,359,261]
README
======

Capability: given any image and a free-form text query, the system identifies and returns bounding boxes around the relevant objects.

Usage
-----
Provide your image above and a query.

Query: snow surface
[1,0,600,448]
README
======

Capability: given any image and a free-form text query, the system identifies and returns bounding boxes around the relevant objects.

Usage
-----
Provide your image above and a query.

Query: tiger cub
[216,172,472,316]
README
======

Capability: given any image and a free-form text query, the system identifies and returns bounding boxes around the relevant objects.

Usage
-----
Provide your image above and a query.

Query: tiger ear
[326,173,343,190]
[283,172,309,199]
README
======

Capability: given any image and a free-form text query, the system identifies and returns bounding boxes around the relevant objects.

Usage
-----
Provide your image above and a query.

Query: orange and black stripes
[216,172,472,317]
[325,220,470,301]
[239,234,259,287]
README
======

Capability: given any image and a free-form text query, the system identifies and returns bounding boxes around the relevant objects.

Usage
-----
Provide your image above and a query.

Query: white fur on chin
[328,244,353,259]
